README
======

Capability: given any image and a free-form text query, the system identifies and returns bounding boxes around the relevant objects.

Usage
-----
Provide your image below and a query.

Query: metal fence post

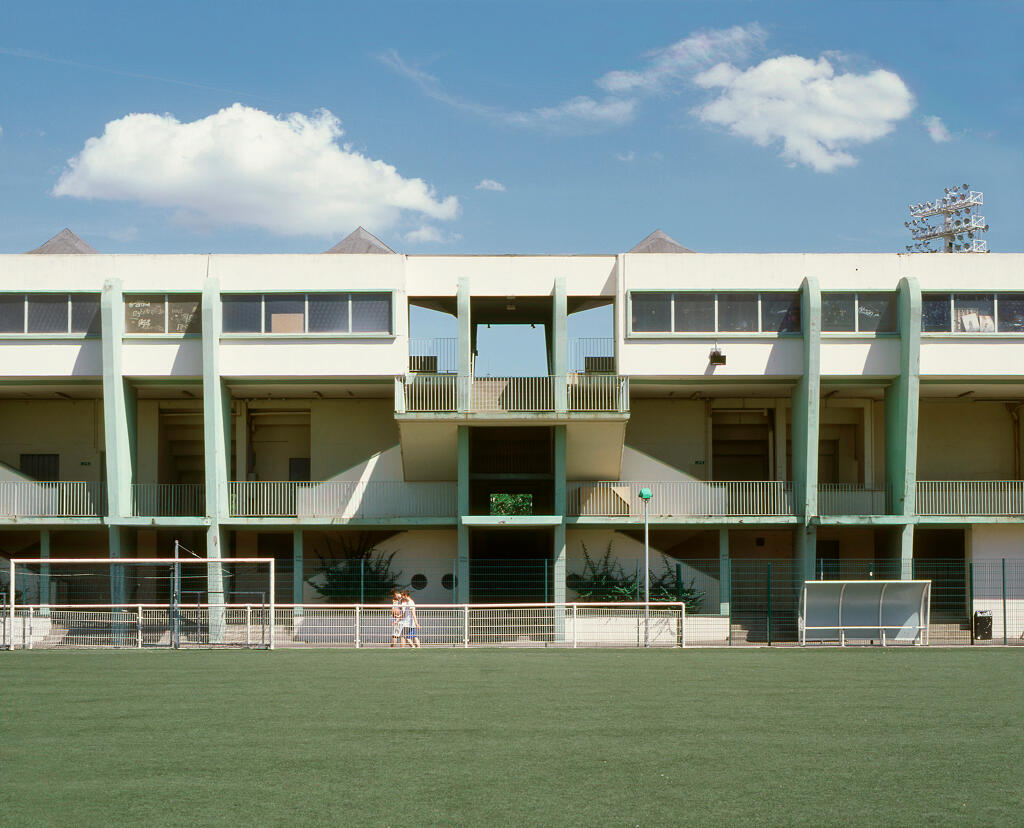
[676,563,683,603]
[766,562,772,646]
[360,559,365,605]
[463,605,469,648]
[246,605,252,648]
[728,559,733,647]
[1002,558,1007,646]
[137,605,142,648]
[355,605,361,648]
[968,562,975,645]
[571,604,577,648]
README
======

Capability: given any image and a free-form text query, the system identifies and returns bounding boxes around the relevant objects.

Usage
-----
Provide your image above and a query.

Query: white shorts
[391,621,403,638]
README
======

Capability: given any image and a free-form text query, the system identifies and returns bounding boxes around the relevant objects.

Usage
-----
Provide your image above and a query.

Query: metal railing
[408,337,458,374]
[228,481,457,518]
[916,481,1024,516]
[131,483,206,517]
[0,481,106,518]
[397,374,629,414]
[568,337,614,374]
[568,481,796,517]
[817,485,889,515]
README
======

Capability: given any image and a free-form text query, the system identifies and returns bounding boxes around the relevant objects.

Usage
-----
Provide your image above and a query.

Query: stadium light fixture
[904,185,988,252]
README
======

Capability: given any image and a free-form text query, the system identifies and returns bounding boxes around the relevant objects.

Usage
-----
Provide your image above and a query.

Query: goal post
[7,557,275,650]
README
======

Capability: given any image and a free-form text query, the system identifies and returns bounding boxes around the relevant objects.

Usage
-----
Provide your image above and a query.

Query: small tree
[309,531,403,603]
[567,541,704,613]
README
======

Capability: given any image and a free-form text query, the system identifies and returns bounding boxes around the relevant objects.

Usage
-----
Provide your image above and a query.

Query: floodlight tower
[904,185,988,253]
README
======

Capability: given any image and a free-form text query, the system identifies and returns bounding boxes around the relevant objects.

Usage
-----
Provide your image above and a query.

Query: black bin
[973,610,993,640]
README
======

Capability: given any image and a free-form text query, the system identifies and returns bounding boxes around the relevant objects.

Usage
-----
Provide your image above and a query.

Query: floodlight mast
[905,185,988,253]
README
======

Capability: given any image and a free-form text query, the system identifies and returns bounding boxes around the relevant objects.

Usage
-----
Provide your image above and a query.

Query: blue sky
[1,0,1021,256]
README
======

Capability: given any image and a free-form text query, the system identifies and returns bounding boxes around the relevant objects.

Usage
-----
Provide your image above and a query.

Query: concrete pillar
[552,425,567,604]
[100,278,135,519]
[235,400,248,483]
[897,524,915,580]
[552,275,567,412]
[718,527,730,616]
[886,277,922,519]
[791,277,821,581]
[456,425,470,602]
[206,524,227,642]
[457,277,472,412]
[38,529,50,616]
[292,528,304,615]
[108,526,126,605]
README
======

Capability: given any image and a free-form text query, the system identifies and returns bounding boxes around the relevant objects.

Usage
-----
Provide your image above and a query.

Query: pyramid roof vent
[323,226,395,254]
[628,229,694,254]
[26,228,98,254]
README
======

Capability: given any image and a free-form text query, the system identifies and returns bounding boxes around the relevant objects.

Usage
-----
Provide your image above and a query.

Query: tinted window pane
[264,294,305,333]
[168,296,201,334]
[673,293,715,332]
[125,295,166,334]
[822,293,856,332]
[997,294,1024,333]
[308,294,349,333]
[857,292,897,333]
[0,295,25,333]
[761,292,801,333]
[70,294,101,334]
[921,293,950,332]
[954,293,995,332]
[631,292,671,332]
[27,295,69,333]
[352,293,391,333]
[222,295,261,333]
[717,293,759,332]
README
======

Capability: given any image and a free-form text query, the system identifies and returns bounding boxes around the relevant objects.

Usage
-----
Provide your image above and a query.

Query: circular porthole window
[441,573,458,590]
[411,573,428,590]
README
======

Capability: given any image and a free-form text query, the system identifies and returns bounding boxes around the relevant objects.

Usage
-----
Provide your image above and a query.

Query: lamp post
[639,487,652,647]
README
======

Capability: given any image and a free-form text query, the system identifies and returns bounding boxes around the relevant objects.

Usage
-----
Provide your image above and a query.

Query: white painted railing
[229,481,457,518]
[131,484,206,517]
[408,337,458,373]
[568,481,796,517]
[817,485,889,515]
[397,374,629,414]
[916,481,1024,516]
[0,482,106,518]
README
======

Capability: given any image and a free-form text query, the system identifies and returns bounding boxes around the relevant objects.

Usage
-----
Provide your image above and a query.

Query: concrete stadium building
[2,227,1022,643]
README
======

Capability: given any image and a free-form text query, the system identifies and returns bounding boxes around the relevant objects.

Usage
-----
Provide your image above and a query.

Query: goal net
[4,557,275,650]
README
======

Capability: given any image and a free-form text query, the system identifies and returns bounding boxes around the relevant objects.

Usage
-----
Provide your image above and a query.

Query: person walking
[399,589,421,648]
[390,588,404,648]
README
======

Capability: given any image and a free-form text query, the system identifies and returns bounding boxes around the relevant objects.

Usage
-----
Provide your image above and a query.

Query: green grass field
[2,649,1021,826]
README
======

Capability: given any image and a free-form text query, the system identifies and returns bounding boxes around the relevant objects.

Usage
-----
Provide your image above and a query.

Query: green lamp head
[639,487,653,501]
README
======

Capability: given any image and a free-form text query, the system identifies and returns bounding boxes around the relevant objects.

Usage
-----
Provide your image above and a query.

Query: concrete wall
[311,400,401,480]
[0,401,104,481]
[968,524,1024,639]
[0,341,103,377]
[918,402,1014,479]
[625,400,707,479]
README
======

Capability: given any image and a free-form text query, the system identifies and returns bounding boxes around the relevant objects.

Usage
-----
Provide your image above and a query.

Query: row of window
[631,292,802,334]
[922,293,1024,333]
[222,293,392,334]
[126,294,201,334]
[0,294,101,335]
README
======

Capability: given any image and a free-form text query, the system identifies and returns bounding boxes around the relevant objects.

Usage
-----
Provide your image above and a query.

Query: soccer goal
[5,557,276,650]
[799,580,931,646]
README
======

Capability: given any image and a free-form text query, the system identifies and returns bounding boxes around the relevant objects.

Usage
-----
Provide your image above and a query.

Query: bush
[309,532,403,603]
[567,541,704,613]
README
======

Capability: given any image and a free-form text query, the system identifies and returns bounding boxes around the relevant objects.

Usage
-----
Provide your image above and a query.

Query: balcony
[131,484,206,517]
[396,374,629,416]
[568,481,796,518]
[817,485,890,516]
[409,337,458,374]
[916,481,1024,516]
[228,481,457,519]
[0,481,106,518]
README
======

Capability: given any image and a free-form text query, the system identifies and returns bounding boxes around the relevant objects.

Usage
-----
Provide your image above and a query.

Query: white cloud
[693,55,914,172]
[475,178,506,192]
[615,150,636,162]
[52,103,459,235]
[597,24,766,94]
[404,225,461,244]
[922,115,952,143]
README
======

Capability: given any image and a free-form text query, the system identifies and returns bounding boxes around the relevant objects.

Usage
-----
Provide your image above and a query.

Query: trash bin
[973,610,993,640]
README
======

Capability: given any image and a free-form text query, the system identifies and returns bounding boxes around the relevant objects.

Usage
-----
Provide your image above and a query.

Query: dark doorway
[469,527,552,603]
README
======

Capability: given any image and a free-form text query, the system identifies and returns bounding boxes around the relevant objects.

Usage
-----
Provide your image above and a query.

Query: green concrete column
[100,279,136,519]
[292,529,304,616]
[201,279,229,641]
[718,528,729,616]
[552,275,567,412]
[456,425,470,602]
[553,425,567,604]
[791,276,821,582]
[886,277,921,519]
[38,529,50,616]
[108,526,126,605]
[896,524,914,580]
[457,277,472,412]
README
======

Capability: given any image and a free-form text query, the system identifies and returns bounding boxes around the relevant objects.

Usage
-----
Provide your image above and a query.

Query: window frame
[626,291,802,337]
[820,291,899,336]
[0,293,102,338]
[921,292,1024,335]
[123,293,202,337]
[221,291,395,337]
